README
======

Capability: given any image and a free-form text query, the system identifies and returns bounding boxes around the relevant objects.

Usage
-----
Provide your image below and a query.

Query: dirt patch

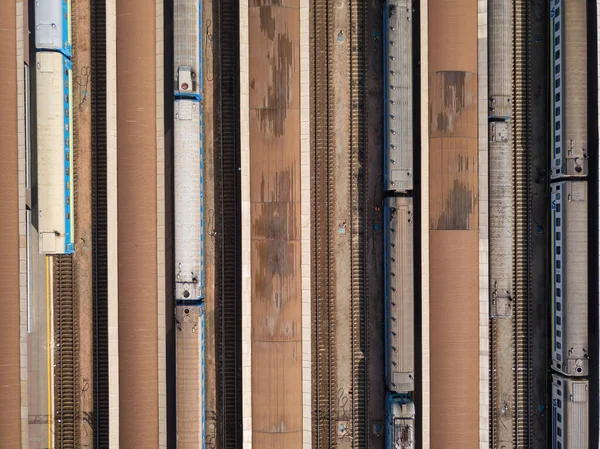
[71,0,94,446]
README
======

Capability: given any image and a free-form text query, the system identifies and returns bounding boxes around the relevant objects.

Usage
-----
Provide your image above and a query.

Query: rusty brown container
[117,1,159,447]
[0,2,22,447]
[249,0,303,446]
[428,0,479,447]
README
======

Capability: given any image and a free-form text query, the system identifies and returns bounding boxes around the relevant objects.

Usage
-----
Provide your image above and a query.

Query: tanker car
[173,0,205,446]
[550,1,590,446]
[383,1,416,448]
[35,0,74,254]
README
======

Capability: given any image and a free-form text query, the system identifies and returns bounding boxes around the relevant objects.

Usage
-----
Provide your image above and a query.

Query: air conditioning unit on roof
[178,66,194,93]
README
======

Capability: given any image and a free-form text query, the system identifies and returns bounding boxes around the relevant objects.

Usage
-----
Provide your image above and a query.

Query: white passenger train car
[550,0,588,178]
[175,100,204,302]
[384,196,414,393]
[551,181,588,377]
[175,304,205,446]
[383,0,413,192]
[552,374,588,448]
[386,393,415,449]
[36,51,74,254]
[174,0,201,98]
[35,0,72,57]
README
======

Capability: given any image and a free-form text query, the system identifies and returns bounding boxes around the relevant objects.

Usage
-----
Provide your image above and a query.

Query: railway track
[512,0,532,445]
[311,0,336,445]
[348,0,368,446]
[91,0,109,444]
[215,0,242,445]
[53,255,79,448]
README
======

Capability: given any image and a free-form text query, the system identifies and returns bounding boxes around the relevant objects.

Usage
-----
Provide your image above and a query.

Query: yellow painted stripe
[46,256,52,449]
[67,0,72,44]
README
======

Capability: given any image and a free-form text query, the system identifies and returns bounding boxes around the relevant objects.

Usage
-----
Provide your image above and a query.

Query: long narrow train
[35,0,74,254]
[550,1,590,447]
[173,0,206,447]
[383,1,416,448]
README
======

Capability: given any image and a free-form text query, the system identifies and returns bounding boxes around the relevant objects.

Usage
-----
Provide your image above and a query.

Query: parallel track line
[513,0,532,445]
[311,0,336,445]
[349,0,368,446]
[91,0,109,443]
[215,0,242,445]
[53,255,79,448]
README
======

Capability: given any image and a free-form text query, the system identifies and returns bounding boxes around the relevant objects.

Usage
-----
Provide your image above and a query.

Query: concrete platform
[27,232,53,449]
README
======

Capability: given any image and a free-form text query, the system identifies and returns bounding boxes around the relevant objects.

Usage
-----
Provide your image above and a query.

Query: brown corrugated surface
[116,1,159,447]
[249,2,302,447]
[429,231,479,448]
[564,0,587,150]
[428,0,478,73]
[429,0,478,447]
[429,72,478,230]
[0,2,22,447]
[175,307,203,447]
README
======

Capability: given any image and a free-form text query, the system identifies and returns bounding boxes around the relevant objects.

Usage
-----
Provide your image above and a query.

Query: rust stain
[434,179,477,230]
[252,167,300,339]
[256,31,294,136]
[249,6,299,138]
[429,71,478,231]
[430,71,476,134]
[259,6,276,40]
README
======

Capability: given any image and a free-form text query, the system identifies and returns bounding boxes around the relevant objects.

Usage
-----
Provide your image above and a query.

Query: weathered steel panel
[429,71,479,231]
[429,0,479,445]
[249,2,302,447]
